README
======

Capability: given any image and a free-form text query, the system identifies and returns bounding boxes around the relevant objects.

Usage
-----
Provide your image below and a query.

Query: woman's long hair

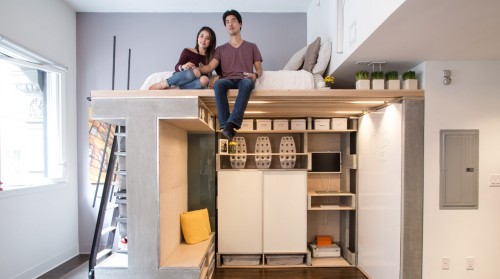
[195,26,217,65]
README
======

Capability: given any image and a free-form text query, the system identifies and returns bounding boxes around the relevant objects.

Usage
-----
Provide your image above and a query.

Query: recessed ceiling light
[349,101,385,104]
[230,100,270,104]
[245,111,266,114]
[333,111,362,114]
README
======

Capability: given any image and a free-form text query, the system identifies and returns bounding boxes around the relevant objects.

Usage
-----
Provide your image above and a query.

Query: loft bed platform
[91,89,424,118]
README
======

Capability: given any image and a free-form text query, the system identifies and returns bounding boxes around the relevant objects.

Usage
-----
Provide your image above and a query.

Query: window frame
[0,35,68,190]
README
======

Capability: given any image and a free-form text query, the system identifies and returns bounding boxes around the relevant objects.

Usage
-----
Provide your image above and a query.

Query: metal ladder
[88,125,127,279]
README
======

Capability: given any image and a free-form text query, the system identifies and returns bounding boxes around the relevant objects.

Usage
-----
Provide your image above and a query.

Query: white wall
[423,60,500,279]
[0,1,78,278]
[308,0,405,75]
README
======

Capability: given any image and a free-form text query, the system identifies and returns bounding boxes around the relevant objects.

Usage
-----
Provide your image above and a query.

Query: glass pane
[0,59,64,185]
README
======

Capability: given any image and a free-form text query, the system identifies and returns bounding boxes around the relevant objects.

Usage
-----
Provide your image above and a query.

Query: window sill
[0,182,66,199]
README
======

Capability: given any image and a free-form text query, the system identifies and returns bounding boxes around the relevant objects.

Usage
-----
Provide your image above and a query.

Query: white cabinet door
[217,171,263,253]
[357,104,402,279]
[263,171,307,253]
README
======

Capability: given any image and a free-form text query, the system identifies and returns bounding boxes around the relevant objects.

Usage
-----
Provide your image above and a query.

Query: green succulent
[385,71,399,80]
[371,71,384,80]
[402,71,416,80]
[355,71,369,80]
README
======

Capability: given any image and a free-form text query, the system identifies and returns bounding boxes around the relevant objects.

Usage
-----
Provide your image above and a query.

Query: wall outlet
[466,257,475,270]
[442,257,450,270]
[490,174,500,186]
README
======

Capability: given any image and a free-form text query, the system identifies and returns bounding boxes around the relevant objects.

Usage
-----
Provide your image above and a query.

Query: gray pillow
[312,41,332,76]
[283,46,307,71]
[302,37,321,72]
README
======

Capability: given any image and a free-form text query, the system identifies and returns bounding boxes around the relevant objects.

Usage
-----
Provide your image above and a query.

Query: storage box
[316,235,333,247]
[291,119,306,130]
[222,255,261,266]
[266,254,304,266]
[256,119,272,130]
[314,119,330,130]
[273,119,289,130]
[331,118,347,130]
[199,107,206,122]
[309,243,341,258]
[207,115,214,129]
[240,119,254,131]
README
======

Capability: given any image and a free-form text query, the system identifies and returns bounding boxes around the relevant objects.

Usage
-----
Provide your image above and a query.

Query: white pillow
[140,71,174,90]
[312,41,332,76]
[282,46,307,71]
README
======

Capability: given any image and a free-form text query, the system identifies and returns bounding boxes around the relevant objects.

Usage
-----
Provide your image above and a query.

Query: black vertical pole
[112,36,116,90]
[127,48,131,90]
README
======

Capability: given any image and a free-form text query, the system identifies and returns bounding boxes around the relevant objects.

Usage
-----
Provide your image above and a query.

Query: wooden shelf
[310,257,352,267]
[161,233,214,268]
[222,129,357,134]
[308,191,356,211]
[92,89,424,118]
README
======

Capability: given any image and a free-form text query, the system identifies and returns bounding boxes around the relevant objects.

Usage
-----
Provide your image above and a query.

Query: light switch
[466,257,474,270]
[442,257,450,270]
[490,174,500,186]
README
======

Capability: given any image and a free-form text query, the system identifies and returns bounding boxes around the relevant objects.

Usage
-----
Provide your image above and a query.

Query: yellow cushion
[180,208,211,244]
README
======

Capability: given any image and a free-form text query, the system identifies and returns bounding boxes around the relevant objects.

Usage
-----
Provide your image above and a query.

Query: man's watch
[255,72,260,78]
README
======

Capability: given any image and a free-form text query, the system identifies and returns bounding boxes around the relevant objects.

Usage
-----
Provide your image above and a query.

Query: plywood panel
[159,120,188,264]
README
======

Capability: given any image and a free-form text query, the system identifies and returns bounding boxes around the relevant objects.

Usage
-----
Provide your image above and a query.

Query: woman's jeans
[167,69,205,89]
[213,78,255,129]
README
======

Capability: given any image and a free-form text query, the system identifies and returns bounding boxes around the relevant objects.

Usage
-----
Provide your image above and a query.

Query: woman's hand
[182,62,196,70]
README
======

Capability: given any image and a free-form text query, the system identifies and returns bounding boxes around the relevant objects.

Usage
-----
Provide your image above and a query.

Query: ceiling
[63,0,313,13]
[333,0,500,87]
[65,0,500,88]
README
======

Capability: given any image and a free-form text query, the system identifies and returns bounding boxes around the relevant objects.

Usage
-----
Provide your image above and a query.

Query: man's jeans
[213,78,255,129]
[167,69,205,89]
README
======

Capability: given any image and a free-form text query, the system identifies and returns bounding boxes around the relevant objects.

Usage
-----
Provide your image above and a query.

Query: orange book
[316,235,333,247]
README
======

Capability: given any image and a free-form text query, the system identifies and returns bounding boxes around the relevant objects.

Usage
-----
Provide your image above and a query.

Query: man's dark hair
[223,10,242,26]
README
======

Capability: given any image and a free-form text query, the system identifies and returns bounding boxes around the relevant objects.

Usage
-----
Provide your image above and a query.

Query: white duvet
[140,70,315,90]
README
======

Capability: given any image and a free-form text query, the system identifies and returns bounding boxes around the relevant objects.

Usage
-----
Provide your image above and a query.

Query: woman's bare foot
[149,80,168,90]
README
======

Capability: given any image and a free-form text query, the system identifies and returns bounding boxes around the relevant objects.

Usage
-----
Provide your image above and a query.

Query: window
[0,36,67,186]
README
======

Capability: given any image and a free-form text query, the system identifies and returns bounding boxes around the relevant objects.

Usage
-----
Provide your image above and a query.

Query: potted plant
[355,71,370,90]
[371,71,385,90]
[402,71,418,90]
[324,75,334,89]
[385,71,400,90]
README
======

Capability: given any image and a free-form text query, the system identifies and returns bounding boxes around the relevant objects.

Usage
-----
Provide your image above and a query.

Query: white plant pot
[356,80,370,90]
[372,79,385,90]
[403,79,418,90]
[387,80,400,90]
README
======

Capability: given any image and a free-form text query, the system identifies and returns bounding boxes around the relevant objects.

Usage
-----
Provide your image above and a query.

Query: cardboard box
[256,119,272,130]
[273,119,289,130]
[240,119,254,131]
[314,119,330,130]
[291,119,306,130]
[331,118,347,130]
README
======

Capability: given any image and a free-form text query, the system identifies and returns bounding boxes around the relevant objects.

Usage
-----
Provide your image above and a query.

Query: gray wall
[77,13,306,91]
[76,12,306,252]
